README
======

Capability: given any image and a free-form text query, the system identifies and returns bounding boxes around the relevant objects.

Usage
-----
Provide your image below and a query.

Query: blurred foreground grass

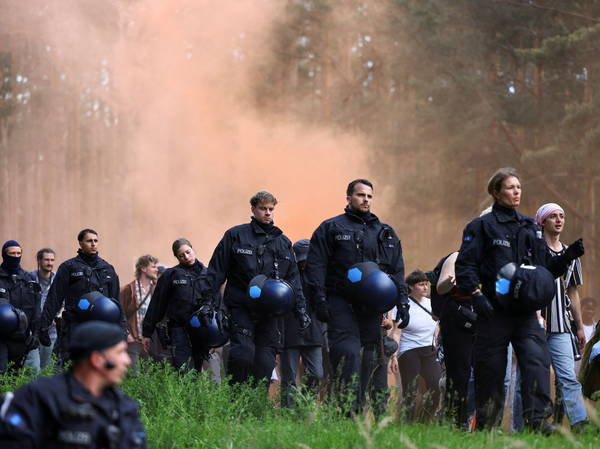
[2,362,598,449]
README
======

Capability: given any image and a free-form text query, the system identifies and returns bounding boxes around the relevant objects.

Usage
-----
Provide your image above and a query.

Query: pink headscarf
[535,203,564,226]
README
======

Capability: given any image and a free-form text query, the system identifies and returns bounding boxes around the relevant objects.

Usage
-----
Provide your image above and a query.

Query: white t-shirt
[394,297,437,356]
[583,322,597,343]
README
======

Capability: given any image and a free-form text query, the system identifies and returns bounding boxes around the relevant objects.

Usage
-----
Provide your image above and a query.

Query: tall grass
[2,362,599,448]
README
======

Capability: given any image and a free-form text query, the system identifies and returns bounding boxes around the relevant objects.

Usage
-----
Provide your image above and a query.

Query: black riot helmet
[0,303,20,338]
[247,274,295,316]
[495,263,555,312]
[187,311,230,348]
[75,291,121,324]
[345,261,398,313]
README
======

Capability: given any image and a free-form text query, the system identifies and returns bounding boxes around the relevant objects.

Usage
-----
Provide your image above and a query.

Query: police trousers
[474,311,551,429]
[327,294,387,414]
[226,304,280,385]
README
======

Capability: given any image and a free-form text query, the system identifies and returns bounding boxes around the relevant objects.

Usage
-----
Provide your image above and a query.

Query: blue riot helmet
[0,303,19,338]
[496,263,554,312]
[247,274,295,316]
[76,291,121,323]
[346,261,398,313]
[188,311,230,348]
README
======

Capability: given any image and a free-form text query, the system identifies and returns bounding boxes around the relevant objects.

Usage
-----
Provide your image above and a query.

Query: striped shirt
[542,244,583,333]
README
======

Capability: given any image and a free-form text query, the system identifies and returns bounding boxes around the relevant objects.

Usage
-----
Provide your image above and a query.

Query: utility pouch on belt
[156,320,171,347]
[456,304,477,333]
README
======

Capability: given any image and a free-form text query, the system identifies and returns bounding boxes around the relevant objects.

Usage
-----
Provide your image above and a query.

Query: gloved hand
[565,238,584,261]
[472,292,494,319]
[396,303,410,329]
[295,307,312,330]
[196,301,214,327]
[39,328,52,347]
[314,298,331,323]
[25,332,40,351]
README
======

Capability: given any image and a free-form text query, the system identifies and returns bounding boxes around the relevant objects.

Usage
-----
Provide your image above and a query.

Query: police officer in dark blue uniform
[455,167,584,433]
[0,320,147,449]
[304,179,410,413]
[199,191,311,385]
[0,240,41,373]
[142,238,210,371]
[40,229,122,365]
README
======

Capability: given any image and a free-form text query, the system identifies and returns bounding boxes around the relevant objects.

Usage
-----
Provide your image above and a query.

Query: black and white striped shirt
[542,244,583,333]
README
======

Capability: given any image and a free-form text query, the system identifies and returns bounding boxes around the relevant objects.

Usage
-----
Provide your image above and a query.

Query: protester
[24,248,57,374]
[391,270,441,421]
[581,297,598,343]
[120,255,159,365]
[535,203,588,431]
[280,239,325,407]
[455,167,584,433]
[0,321,147,448]
[0,241,41,373]
[199,191,310,385]
[40,229,122,366]
[304,179,409,414]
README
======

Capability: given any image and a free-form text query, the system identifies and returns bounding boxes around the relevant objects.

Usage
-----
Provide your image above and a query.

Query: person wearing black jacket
[304,179,410,414]
[199,191,310,385]
[0,321,146,449]
[455,167,584,433]
[40,229,122,365]
[0,240,41,373]
[280,239,325,407]
[142,238,207,371]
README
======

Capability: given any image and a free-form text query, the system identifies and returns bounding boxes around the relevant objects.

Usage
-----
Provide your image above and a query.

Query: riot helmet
[247,274,295,316]
[345,261,398,313]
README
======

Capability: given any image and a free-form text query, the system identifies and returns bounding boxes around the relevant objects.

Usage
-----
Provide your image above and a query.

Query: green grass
[2,362,599,449]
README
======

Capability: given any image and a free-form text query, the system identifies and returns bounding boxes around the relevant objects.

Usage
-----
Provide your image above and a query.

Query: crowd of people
[0,169,599,447]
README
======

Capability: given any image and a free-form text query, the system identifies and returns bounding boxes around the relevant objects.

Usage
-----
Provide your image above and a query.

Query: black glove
[295,307,312,330]
[565,238,584,261]
[25,332,40,351]
[196,301,214,327]
[314,298,331,323]
[396,303,410,329]
[39,328,52,347]
[472,292,494,319]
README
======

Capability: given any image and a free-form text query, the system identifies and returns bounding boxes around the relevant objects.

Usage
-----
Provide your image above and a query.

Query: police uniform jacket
[0,267,41,340]
[456,203,570,306]
[304,207,408,305]
[142,261,205,336]
[0,372,146,449]
[41,251,120,330]
[201,219,306,310]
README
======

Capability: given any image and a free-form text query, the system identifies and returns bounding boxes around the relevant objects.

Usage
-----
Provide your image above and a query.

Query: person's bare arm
[437,252,458,295]
[568,285,586,349]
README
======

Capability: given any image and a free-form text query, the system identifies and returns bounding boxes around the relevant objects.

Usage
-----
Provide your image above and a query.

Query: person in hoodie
[40,229,121,366]
[0,240,41,373]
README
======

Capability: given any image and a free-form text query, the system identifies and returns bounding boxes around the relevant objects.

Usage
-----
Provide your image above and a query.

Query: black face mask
[1,254,21,275]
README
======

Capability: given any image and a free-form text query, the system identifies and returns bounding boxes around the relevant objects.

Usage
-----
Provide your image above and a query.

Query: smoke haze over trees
[1,0,598,294]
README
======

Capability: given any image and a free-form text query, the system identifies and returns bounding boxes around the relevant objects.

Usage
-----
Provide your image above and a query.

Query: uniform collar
[492,203,522,223]
[250,218,282,237]
[344,206,379,224]
[0,266,28,280]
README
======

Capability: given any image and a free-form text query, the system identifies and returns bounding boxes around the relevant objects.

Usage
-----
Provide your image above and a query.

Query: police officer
[199,191,310,385]
[280,239,325,407]
[455,167,584,433]
[0,240,41,373]
[0,320,147,449]
[304,179,410,413]
[142,238,209,371]
[40,229,122,365]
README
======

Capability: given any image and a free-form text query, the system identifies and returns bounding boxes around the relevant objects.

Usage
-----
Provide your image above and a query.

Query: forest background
[1,0,598,297]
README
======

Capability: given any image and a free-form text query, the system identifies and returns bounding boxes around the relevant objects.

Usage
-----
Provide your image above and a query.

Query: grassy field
[2,362,599,449]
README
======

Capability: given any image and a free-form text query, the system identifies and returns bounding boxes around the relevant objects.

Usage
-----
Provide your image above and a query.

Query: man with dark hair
[199,191,310,385]
[455,168,584,433]
[120,255,159,365]
[0,321,147,448]
[0,241,41,373]
[24,248,56,373]
[304,179,409,414]
[40,229,122,366]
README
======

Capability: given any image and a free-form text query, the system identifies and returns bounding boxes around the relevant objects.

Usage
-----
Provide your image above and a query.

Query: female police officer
[455,167,584,433]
